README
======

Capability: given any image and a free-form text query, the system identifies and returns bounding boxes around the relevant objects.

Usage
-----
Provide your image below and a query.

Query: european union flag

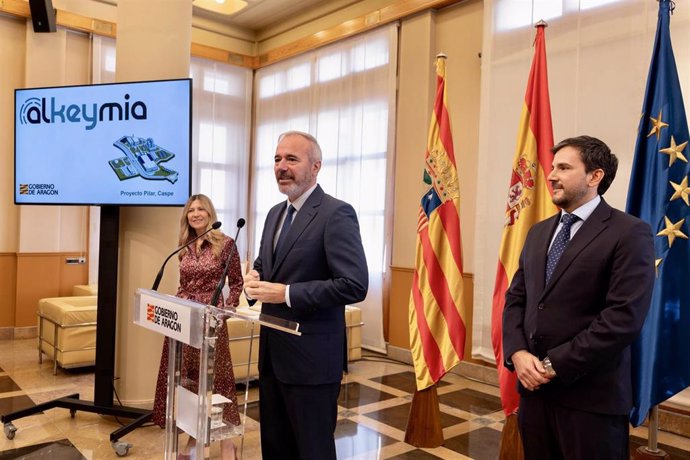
[627,0,690,427]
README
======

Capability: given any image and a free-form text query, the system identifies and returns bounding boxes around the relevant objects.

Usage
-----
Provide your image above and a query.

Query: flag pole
[405,51,446,449]
[633,406,669,459]
[406,50,466,449]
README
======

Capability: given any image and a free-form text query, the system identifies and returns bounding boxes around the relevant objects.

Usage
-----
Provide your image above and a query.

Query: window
[252,25,398,351]
[190,58,252,256]
[495,0,625,31]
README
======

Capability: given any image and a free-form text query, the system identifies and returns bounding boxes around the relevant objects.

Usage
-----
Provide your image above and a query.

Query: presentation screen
[15,78,192,206]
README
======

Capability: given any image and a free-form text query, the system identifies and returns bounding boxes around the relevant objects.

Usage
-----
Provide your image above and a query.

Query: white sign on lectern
[135,290,203,346]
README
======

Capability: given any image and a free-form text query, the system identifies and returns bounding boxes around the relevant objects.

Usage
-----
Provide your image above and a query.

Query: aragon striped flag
[491,22,557,416]
[408,54,466,391]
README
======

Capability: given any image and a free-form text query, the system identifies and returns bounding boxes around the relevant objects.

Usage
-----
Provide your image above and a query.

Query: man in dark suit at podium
[244,130,368,460]
[503,136,655,459]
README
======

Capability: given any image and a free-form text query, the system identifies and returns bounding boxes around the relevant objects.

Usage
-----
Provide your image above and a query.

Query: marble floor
[1,338,690,459]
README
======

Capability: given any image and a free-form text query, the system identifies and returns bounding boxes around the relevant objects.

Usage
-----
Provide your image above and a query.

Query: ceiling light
[193,0,247,15]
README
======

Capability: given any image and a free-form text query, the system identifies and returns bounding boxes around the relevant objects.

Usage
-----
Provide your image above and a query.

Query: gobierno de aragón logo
[19,93,148,131]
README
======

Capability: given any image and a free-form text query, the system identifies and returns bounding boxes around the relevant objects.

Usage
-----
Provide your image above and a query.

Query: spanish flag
[491,22,556,417]
[409,55,466,391]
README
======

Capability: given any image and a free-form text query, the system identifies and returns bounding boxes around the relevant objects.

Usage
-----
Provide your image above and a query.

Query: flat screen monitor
[14,78,192,206]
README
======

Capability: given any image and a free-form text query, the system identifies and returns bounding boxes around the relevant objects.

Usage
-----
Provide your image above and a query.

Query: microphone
[151,221,222,291]
[209,218,246,307]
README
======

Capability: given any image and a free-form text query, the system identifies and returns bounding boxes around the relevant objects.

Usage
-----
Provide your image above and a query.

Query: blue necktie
[545,213,578,283]
[274,204,295,256]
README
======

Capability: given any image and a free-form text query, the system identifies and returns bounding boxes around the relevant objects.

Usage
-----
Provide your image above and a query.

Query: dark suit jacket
[253,185,369,385]
[503,198,654,415]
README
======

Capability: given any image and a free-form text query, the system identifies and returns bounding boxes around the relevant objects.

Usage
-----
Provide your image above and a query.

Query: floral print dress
[152,235,243,429]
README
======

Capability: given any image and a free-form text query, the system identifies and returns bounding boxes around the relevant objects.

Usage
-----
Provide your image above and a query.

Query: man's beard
[277,172,309,198]
[551,185,588,209]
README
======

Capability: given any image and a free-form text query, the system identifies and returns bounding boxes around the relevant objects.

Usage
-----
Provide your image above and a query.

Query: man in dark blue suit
[244,131,368,460]
[503,136,655,459]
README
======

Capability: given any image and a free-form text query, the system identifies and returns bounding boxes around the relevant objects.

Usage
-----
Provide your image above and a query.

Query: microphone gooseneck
[209,218,246,307]
[151,221,222,291]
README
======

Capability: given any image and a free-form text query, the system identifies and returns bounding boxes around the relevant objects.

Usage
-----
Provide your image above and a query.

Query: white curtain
[472,0,690,363]
[91,36,253,266]
[252,25,399,352]
[189,59,252,259]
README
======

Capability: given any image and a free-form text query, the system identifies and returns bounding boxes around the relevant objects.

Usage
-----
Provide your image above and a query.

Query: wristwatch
[542,356,556,377]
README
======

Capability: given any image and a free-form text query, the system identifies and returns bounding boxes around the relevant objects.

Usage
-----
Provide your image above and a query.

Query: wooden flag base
[498,413,524,460]
[404,384,443,447]
[632,447,669,459]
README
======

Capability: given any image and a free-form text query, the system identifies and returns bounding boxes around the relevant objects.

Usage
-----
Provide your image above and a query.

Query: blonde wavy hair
[178,194,224,260]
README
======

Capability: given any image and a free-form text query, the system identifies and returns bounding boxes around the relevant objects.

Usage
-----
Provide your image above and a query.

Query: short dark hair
[552,135,618,195]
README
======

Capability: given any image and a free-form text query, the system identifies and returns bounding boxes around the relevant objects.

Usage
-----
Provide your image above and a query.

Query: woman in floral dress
[152,194,242,459]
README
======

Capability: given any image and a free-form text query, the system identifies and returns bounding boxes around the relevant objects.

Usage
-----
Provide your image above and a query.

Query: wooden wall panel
[388,266,414,348]
[59,257,89,297]
[388,267,474,361]
[0,253,17,328]
[15,253,88,328]
[15,254,60,328]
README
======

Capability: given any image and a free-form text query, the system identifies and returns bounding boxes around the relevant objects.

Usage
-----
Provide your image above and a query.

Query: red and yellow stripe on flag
[409,55,466,391]
[491,23,557,416]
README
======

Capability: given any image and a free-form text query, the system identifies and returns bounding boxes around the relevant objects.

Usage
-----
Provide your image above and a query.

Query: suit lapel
[270,186,324,277]
[541,200,612,296]
[263,202,286,276]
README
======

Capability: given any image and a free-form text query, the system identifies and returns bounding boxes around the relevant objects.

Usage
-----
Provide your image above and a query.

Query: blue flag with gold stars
[627,0,690,427]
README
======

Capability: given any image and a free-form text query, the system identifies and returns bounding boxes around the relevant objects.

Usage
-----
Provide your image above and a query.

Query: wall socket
[65,257,86,265]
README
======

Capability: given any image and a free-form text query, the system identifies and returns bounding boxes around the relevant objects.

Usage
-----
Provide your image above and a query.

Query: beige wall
[388,1,483,349]
[0,16,24,253]
[392,0,482,270]
[112,0,193,406]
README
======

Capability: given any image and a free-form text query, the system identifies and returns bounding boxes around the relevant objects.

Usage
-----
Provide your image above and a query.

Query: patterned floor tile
[0,377,21,394]
[439,388,502,416]
[369,372,449,394]
[339,381,397,409]
[0,395,36,417]
[362,402,465,432]
[335,418,397,458]
[443,426,501,460]
[0,439,85,460]
[386,449,443,460]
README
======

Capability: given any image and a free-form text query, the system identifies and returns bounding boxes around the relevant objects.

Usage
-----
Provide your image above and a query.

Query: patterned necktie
[274,204,295,256]
[545,213,578,283]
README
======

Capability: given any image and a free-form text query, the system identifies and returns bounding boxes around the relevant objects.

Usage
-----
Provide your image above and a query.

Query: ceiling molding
[251,0,362,39]
[0,0,464,69]
[257,0,463,67]
[191,42,258,68]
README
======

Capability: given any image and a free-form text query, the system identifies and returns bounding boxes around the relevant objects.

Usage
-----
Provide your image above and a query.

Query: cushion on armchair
[37,295,97,373]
